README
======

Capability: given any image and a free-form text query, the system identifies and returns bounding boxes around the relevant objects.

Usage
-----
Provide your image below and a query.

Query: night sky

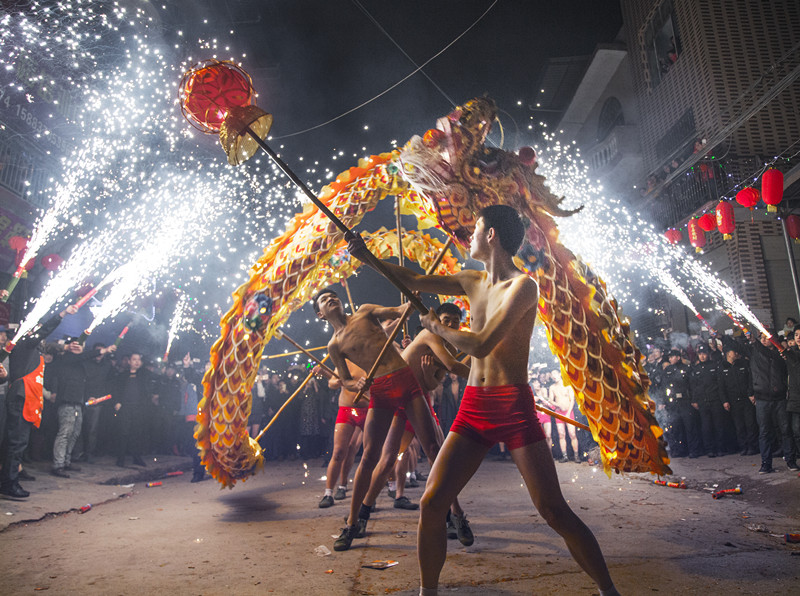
[184,0,623,155]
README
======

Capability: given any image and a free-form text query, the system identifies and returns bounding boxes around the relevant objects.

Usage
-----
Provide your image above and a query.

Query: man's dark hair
[479,205,525,255]
[312,288,338,314]
[436,302,463,321]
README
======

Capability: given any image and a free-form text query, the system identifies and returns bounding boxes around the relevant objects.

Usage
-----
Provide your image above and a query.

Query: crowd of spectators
[644,319,800,474]
[2,312,797,500]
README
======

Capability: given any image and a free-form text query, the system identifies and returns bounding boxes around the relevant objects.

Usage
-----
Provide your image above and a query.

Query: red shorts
[535,405,551,425]
[335,406,366,430]
[368,366,423,411]
[450,384,546,450]
[395,395,439,435]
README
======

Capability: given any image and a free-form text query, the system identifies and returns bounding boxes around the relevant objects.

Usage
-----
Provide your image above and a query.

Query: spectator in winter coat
[735,332,793,474]
[0,303,78,499]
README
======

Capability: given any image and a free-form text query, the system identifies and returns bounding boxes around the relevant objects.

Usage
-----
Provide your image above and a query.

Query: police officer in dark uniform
[719,347,758,455]
[689,345,726,457]
[644,347,668,430]
[662,348,701,458]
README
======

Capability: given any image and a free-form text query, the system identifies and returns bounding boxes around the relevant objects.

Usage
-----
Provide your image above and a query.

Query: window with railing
[642,0,682,89]
[597,97,624,143]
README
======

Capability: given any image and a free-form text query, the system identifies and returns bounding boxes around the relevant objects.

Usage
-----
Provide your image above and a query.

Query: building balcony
[587,125,640,172]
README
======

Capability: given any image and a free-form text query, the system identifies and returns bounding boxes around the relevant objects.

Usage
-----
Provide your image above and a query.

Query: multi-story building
[551,0,800,333]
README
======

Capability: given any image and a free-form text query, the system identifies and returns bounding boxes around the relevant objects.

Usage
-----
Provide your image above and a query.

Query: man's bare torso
[464,270,537,387]
[330,306,407,380]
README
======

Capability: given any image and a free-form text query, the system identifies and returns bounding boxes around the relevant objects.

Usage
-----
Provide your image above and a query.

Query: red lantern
[41,254,63,271]
[8,235,28,251]
[786,214,800,244]
[761,168,784,212]
[664,228,683,244]
[179,60,254,133]
[697,212,716,232]
[715,201,736,239]
[735,187,759,210]
[687,218,706,253]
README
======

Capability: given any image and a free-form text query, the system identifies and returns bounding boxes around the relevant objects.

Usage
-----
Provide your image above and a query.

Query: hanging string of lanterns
[663,166,793,248]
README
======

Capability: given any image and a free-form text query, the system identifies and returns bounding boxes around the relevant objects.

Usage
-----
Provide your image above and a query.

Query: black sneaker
[355,517,368,539]
[451,513,474,546]
[18,469,36,481]
[0,483,30,499]
[334,487,347,500]
[318,495,334,508]
[787,461,799,472]
[333,525,357,551]
[406,477,420,488]
[415,471,427,481]
[387,487,396,499]
[758,464,774,474]
[393,496,419,510]
[446,518,457,540]
[51,467,70,478]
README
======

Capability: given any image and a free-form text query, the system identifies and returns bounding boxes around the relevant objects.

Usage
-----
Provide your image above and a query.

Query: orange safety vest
[21,356,45,428]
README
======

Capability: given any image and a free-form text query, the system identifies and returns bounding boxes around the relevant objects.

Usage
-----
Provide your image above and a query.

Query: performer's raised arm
[347,232,474,297]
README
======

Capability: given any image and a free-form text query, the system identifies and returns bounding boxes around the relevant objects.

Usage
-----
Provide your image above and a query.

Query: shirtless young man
[348,204,619,596]
[316,359,367,508]
[549,370,581,463]
[359,302,475,545]
[312,289,443,552]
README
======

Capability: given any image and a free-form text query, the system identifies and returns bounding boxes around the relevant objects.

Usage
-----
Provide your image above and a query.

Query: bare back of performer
[348,204,619,596]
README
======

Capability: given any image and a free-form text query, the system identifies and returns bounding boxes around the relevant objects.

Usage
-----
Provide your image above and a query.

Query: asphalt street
[0,452,797,594]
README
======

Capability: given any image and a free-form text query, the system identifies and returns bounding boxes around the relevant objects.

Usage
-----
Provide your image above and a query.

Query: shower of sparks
[533,132,773,338]
[11,228,115,342]
[164,291,191,360]
[0,1,318,342]
[653,268,699,316]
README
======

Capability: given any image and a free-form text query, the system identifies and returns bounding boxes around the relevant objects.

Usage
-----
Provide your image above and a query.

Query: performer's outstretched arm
[348,233,472,296]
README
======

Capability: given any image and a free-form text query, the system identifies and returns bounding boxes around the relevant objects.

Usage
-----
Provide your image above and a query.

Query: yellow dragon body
[197,98,670,488]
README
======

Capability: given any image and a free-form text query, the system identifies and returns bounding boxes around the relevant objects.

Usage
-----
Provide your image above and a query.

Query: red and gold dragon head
[399,97,579,251]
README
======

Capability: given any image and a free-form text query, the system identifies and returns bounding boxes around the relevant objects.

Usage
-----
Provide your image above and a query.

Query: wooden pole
[274,329,338,379]
[535,404,590,432]
[341,276,356,314]
[244,125,427,314]
[353,237,454,404]
[254,355,329,443]
[264,345,327,359]
[396,199,408,339]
